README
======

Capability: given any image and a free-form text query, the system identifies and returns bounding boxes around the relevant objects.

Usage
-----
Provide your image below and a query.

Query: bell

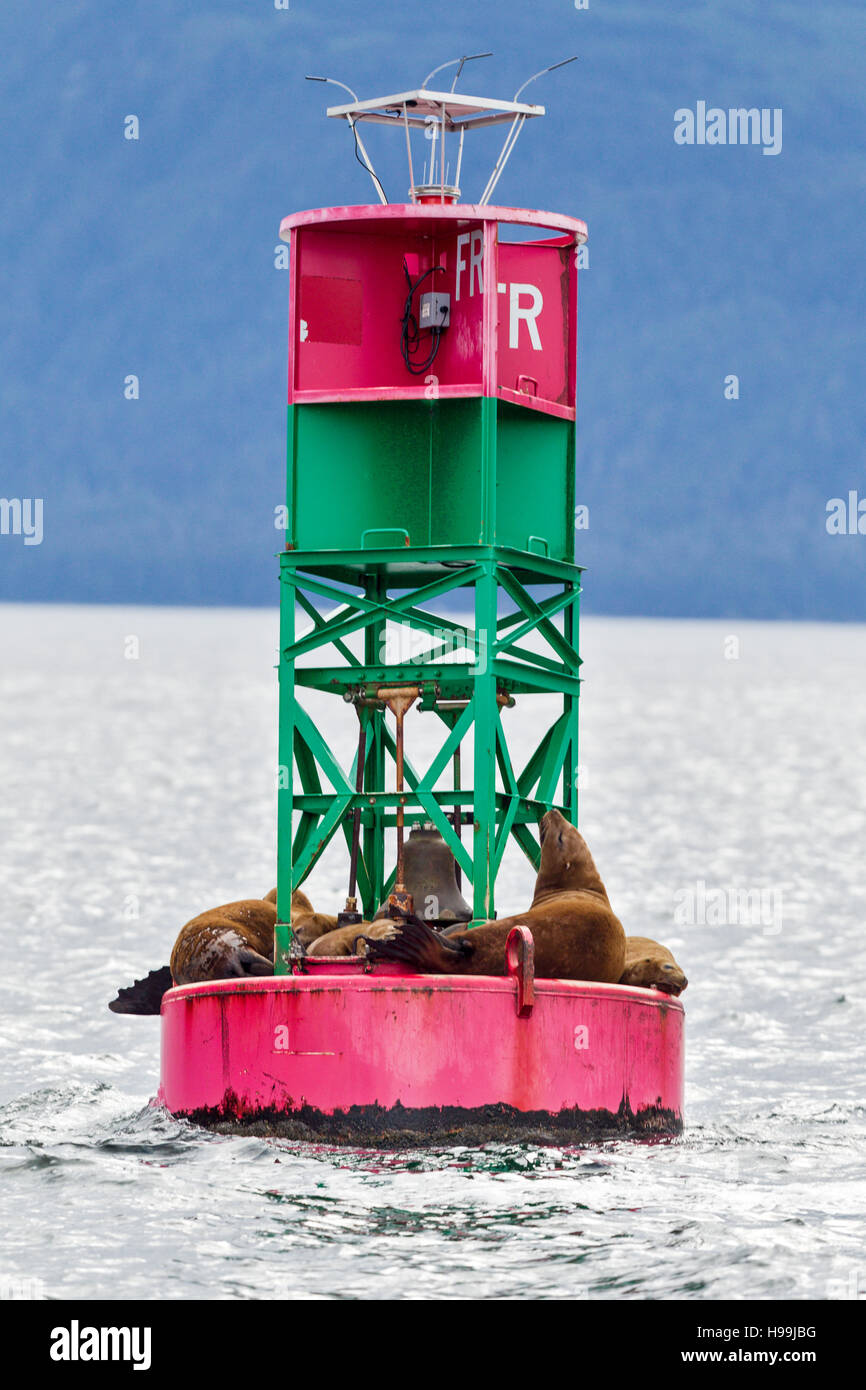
[376,824,472,926]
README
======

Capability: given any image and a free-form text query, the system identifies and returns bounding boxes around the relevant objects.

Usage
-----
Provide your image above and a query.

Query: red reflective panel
[299,276,363,345]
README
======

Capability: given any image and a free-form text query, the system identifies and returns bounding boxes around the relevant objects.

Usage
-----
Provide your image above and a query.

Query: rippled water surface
[2,605,864,1300]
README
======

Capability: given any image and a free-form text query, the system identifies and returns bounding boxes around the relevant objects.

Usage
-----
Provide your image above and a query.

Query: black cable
[400,259,447,375]
[349,116,388,204]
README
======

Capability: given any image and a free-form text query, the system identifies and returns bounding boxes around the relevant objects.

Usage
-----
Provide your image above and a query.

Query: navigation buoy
[158,63,685,1142]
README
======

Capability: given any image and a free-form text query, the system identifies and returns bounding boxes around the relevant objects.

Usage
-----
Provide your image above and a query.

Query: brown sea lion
[306,918,398,958]
[110,887,343,1013]
[170,899,277,984]
[109,897,277,1015]
[619,937,688,996]
[366,809,626,981]
[262,886,339,948]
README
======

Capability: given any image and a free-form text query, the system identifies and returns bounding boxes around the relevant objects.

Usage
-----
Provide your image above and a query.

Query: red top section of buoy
[280,203,587,418]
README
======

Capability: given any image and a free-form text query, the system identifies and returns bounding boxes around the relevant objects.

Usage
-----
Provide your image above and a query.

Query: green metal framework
[275,542,582,971]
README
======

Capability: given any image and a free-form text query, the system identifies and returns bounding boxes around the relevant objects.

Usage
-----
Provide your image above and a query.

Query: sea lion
[366,809,626,981]
[306,918,398,958]
[109,897,276,1015]
[263,886,339,948]
[109,888,341,1014]
[169,899,276,984]
[619,937,688,996]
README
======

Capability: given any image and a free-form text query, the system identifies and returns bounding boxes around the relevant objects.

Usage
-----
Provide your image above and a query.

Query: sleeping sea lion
[109,897,276,1015]
[109,889,341,1014]
[306,918,398,958]
[619,937,688,996]
[169,899,276,984]
[365,809,626,981]
[262,886,339,948]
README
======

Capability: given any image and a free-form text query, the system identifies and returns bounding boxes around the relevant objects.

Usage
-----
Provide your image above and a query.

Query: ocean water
[1,603,864,1302]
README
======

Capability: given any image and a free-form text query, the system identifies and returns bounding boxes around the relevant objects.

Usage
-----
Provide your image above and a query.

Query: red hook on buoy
[506,925,535,1017]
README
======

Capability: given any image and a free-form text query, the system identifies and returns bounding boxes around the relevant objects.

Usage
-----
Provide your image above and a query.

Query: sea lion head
[535,808,609,901]
[620,955,688,997]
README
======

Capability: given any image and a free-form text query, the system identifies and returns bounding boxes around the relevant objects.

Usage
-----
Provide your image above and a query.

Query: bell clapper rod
[343,715,368,922]
[479,55,577,206]
[377,685,420,914]
[341,692,385,920]
[306,75,388,205]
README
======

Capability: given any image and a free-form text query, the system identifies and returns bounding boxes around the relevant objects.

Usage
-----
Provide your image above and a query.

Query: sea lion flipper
[364,914,472,972]
[108,965,173,1015]
[231,948,274,977]
[619,937,688,996]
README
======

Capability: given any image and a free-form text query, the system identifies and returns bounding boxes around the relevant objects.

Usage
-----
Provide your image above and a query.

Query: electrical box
[418,291,451,330]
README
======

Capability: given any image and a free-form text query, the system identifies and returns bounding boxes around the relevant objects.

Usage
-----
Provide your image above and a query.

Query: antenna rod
[513,54,578,102]
[421,52,492,91]
[479,56,578,205]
